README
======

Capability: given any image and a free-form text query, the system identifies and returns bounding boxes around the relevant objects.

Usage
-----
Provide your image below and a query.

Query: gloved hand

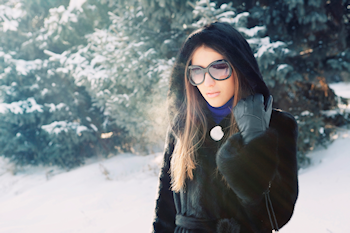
[233,94,273,144]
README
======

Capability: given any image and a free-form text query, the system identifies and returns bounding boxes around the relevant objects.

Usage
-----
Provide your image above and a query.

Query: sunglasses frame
[188,59,232,86]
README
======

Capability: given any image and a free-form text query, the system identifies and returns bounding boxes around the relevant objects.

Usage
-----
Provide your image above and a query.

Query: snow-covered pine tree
[0,50,100,168]
[66,0,196,151]
[0,0,123,168]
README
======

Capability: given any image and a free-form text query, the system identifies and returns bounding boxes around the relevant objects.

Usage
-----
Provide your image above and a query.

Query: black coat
[152,109,298,233]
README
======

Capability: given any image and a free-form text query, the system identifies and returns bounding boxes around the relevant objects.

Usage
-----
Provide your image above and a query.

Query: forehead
[191,45,225,67]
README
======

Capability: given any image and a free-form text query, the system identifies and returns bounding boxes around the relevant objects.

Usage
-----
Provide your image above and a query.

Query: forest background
[0,0,350,170]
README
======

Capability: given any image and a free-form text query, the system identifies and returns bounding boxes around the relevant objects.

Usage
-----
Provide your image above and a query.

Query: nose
[203,72,215,87]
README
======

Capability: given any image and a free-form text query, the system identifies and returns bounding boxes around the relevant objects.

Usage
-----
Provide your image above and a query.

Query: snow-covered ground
[0,154,162,232]
[329,82,350,99]
[0,82,349,233]
[281,130,350,233]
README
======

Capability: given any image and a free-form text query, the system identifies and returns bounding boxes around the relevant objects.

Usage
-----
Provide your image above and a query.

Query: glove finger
[266,95,273,113]
[233,98,245,120]
[264,95,273,125]
[245,95,255,114]
[252,94,264,116]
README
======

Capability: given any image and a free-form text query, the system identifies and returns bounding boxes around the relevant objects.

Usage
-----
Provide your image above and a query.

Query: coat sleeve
[216,110,298,230]
[152,128,177,233]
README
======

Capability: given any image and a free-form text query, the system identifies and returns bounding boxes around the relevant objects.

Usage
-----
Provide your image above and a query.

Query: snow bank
[282,131,350,233]
[0,153,162,233]
[329,82,350,99]
[282,81,350,232]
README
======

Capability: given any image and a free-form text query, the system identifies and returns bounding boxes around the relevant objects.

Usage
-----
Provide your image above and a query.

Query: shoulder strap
[264,182,279,232]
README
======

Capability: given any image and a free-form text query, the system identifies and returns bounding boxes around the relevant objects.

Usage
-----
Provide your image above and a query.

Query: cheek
[196,85,206,96]
[223,77,235,96]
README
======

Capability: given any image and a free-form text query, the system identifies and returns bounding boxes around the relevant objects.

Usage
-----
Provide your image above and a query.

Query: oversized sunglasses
[188,59,232,86]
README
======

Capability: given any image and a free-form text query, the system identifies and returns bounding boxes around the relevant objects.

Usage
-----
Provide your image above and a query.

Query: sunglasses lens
[189,67,204,85]
[209,61,230,80]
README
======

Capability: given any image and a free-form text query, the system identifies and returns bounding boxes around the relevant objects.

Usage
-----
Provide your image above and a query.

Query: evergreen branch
[187,1,196,9]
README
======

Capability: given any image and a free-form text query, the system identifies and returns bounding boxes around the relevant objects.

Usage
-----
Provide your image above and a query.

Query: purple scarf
[206,96,234,124]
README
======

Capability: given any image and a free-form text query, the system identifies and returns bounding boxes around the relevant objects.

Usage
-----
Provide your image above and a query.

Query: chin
[207,100,223,108]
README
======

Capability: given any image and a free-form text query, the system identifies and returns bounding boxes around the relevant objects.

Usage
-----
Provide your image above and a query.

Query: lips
[206,91,220,98]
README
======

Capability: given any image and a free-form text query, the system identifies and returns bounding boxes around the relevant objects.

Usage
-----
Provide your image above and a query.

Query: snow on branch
[0,98,43,114]
[42,121,89,135]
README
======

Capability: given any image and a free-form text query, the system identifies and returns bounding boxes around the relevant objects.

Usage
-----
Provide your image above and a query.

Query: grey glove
[233,94,273,144]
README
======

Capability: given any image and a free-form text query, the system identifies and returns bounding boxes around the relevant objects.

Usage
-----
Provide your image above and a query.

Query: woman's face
[191,45,235,107]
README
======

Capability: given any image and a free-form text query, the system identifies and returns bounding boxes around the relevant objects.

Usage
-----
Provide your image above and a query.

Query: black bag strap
[263,182,279,233]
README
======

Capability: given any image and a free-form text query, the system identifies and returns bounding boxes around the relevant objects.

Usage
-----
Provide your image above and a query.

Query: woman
[153,22,298,233]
